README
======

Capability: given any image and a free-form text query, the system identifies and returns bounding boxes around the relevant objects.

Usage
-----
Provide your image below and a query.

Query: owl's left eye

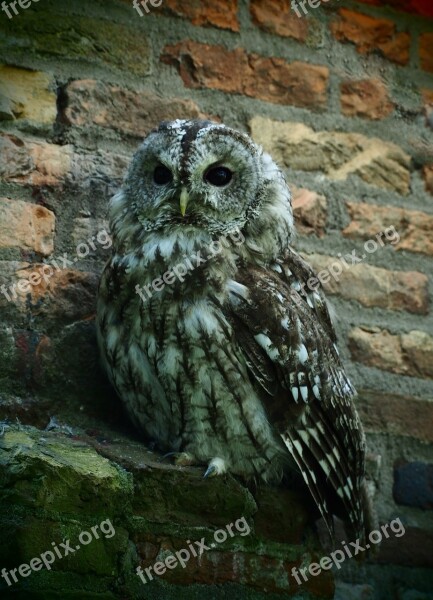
[204,166,233,187]
[153,164,173,185]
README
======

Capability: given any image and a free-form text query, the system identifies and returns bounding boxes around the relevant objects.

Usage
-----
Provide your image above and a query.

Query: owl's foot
[203,457,227,478]
[159,452,197,466]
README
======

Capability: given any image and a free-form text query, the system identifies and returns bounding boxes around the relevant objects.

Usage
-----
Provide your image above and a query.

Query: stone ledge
[0,425,334,599]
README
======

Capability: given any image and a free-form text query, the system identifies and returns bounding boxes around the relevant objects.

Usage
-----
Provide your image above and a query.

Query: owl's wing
[226,249,366,539]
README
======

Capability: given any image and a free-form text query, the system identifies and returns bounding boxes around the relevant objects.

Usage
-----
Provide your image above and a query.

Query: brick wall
[0,1,432,599]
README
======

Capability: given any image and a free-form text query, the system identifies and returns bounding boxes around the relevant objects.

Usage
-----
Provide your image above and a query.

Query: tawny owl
[97,119,369,540]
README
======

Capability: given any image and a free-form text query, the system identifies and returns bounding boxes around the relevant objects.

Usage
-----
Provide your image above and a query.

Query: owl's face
[124,120,273,235]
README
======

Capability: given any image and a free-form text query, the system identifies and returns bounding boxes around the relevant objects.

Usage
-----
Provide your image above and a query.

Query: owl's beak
[180,188,189,217]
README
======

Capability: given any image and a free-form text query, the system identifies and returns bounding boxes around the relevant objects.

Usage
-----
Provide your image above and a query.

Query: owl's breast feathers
[225,247,367,541]
[98,240,369,542]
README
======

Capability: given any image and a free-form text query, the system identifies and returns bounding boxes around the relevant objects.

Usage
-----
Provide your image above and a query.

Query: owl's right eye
[153,164,173,185]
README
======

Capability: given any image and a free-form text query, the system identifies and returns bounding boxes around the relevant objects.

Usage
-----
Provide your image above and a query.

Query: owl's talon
[203,457,226,478]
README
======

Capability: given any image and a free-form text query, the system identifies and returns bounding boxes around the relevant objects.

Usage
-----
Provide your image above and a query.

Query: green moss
[0,428,133,515]
[132,469,257,528]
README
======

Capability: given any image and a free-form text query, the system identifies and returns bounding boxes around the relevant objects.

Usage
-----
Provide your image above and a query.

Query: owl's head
[118,120,293,243]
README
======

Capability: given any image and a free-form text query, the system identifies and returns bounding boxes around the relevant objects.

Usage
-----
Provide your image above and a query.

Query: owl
[97,119,370,541]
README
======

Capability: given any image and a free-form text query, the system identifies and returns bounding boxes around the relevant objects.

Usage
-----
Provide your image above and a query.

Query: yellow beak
[180,188,189,217]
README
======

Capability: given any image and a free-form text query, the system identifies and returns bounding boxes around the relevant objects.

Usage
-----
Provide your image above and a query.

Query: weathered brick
[0,198,55,257]
[340,78,394,120]
[422,88,433,106]
[423,165,433,194]
[348,327,433,379]
[421,89,433,131]
[0,132,128,190]
[250,0,309,42]
[330,9,410,66]
[420,33,433,73]
[71,217,110,251]
[0,260,28,314]
[401,331,433,379]
[304,254,429,314]
[135,534,333,596]
[62,80,204,137]
[0,133,72,187]
[292,187,327,236]
[161,42,329,109]
[23,267,98,324]
[393,461,433,509]
[0,65,56,123]
[0,261,98,324]
[70,149,129,191]
[250,117,411,194]
[356,390,433,444]
[343,202,433,256]
[0,12,151,77]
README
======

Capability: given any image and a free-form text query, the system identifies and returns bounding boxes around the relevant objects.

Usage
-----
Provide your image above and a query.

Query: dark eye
[204,166,233,187]
[153,164,172,185]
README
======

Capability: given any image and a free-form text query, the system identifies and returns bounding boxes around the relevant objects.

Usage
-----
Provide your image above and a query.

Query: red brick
[62,80,205,137]
[161,41,329,109]
[340,78,394,120]
[348,327,433,379]
[356,0,433,18]
[356,390,433,444]
[420,33,433,73]
[123,0,240,31]
[0,388,55,428]
[330,9,410,66]
[422,89,433,106]
[0,198,55,257]
[134,533,334,596]
[292,188,327,236]
[343,202,433,256]
[163,0,239,31]
[250,0,309,42]
[304,254,429,314]
[0,261,98,323]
